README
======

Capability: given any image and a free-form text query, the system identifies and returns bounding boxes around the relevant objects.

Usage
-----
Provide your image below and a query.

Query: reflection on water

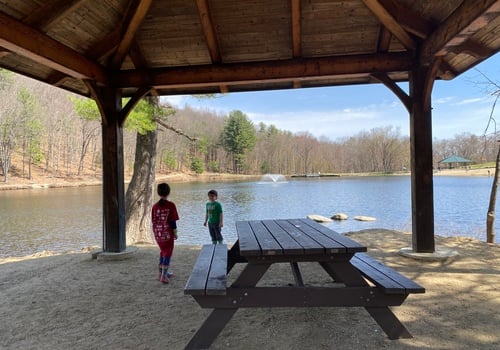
[1,176,498,257]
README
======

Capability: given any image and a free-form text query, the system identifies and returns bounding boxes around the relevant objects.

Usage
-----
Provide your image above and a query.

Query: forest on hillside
[1,69,498,183]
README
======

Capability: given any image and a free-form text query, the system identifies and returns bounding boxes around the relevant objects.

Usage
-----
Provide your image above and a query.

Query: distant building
[438,155,472,170]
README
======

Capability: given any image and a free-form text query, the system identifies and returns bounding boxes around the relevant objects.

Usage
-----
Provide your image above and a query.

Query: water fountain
[260,173,287,183]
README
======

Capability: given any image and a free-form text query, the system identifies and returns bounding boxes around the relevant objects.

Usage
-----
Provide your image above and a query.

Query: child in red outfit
[151,183,179,284]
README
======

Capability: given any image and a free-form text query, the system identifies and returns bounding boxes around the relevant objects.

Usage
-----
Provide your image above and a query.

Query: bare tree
[479,70,500,243]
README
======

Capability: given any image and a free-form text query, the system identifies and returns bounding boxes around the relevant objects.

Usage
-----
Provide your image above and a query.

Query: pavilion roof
[438,155,473,163]
[0,0,499,98]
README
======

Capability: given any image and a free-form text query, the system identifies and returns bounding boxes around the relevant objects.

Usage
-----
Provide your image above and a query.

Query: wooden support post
[409,64,435,253]
[100,88,126,253]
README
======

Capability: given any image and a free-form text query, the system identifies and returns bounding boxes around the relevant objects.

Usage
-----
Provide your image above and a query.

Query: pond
[0,175,498,258]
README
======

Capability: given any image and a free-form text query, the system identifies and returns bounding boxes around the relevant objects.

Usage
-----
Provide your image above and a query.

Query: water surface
[1,176,498,258]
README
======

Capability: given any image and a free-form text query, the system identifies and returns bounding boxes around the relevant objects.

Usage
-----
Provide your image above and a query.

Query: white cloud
[454,97,486,105]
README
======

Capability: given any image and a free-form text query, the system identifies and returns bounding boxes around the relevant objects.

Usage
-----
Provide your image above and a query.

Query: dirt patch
[0,230,499,350]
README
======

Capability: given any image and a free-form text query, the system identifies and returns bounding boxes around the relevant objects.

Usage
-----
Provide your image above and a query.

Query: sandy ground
[0,229,499,350]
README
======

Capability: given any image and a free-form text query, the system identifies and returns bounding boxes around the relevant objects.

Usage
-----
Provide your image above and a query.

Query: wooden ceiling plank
[362,0,416,50]
[196,0,221,63]
[87,27,121,60]
[115,52,413,89]
[110,0,153,69]
[0,12,107,84]
[23,0,89,32]
[291,0,301,57]
[421,0,500,63]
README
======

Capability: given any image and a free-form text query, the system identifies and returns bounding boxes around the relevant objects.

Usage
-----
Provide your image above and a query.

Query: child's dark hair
[157,183,171,206]
[208,189,218,197]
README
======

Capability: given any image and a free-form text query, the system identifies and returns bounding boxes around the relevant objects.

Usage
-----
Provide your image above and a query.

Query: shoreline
[0,168,494,191]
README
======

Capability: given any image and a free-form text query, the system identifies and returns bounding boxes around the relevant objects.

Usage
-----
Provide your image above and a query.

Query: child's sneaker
[167,272,174,278]
[160,275,170,284]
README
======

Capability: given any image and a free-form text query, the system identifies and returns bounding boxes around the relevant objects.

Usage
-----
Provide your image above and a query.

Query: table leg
[320,261,413,339]
[184,309,238,349]
[186,262,271,349]
[365,307,413,339]
[227,240,246,272]
[290,262,304,286]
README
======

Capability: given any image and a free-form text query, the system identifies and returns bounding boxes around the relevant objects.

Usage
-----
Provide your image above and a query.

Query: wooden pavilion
[1,1,499,254]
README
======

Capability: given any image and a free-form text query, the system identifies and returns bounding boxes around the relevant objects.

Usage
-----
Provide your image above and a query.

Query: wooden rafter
[448,39,496,58]
[196,0,221,63]
[377,27,392,52]
[378,0,433,39]
[128,41,149,69]
[114,52,413,89]
[0,11,107,84]
[362,0,416,50]
[291,0,301,58]
[421,0,500,63]
[110,0,152,69]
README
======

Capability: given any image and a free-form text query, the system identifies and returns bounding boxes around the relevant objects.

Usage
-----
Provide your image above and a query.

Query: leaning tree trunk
[125,97,158,245]
[486,144,500,243]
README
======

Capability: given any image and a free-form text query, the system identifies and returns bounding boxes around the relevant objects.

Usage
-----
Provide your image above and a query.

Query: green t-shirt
[206,201,223,224]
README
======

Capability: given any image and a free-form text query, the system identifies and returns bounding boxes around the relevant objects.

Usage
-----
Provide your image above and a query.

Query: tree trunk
[125,125,158,244]
[125,96,161,245]
[486,144,500,243]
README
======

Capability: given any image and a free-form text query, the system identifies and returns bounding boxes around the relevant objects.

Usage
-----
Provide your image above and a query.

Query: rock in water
[354,215,376,221]
[331,213,348,220]
[307,214,333,222]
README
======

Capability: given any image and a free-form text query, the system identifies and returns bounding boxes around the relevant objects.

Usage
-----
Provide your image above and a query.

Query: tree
[221,110,257,173]
[71,97,101,175]
[0,69,18,182]
[481,73,500,244]
[125,97,165,245]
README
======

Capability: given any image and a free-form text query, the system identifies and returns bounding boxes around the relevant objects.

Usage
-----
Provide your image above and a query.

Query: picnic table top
[235,218,367,257]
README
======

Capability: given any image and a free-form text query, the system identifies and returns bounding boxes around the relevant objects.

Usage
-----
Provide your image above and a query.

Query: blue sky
[164,53,499,141]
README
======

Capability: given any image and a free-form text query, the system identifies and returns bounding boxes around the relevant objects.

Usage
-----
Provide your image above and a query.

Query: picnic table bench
[184,218,424,349]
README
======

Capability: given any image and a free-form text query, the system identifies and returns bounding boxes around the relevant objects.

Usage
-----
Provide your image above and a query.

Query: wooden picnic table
[184,218,424,349]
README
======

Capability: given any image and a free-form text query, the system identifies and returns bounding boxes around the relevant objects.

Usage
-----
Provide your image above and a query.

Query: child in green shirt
[203,189,224,244]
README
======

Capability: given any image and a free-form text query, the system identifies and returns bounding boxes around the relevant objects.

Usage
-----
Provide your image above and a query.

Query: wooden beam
[378,0,433,39]
[0,47,10,58]
[377,27,392,52]
[420,0,500,64]
[438,60,457,80]
[362,0,416,50]
[115,52,413,89]
[119,86,152,126]
[371,72,411,112]
[196,0,221,63]
[409,64,435,253]
[110,0,153,69]
[128,41,149,69]
[46,71,70,86]
[291,0,301,58]
[0,12,108,84]
[448,39,496,58]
